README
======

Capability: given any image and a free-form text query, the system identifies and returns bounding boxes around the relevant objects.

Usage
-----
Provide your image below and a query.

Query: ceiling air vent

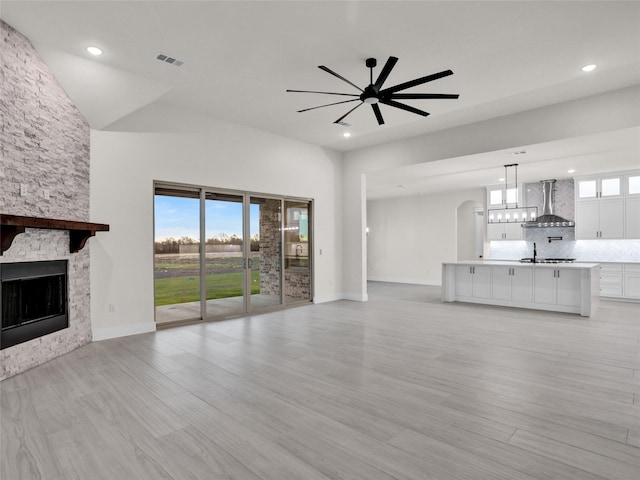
[336,121,351,127]
[156,53,184,67]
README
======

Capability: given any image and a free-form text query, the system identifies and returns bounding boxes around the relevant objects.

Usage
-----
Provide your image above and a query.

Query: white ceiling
[367,126,640,199]
[1,1,639,197]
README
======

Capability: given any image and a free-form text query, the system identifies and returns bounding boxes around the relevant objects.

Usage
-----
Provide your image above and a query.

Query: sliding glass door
[204,192,245,318]
[284,200,311,304]
[154,187,202,324]
[154,184,312,325]
[249,196,282,310]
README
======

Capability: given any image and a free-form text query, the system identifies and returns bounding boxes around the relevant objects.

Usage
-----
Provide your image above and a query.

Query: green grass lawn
[155,271,260,306]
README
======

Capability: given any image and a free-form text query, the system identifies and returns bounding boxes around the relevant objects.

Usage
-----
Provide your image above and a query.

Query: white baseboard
[343,293,369,302]
[313,293,344,304]
[314,293,369,303]
[92,321,156,342]
[368,276,442,286]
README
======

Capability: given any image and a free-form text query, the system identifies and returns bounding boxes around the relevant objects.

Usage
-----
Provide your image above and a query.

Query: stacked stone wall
[0,20,91,380]
[259,199,282,295]
[284,269,310,300]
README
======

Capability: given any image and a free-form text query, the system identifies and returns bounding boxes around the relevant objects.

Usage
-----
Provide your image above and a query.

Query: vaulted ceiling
[2,1,639,196]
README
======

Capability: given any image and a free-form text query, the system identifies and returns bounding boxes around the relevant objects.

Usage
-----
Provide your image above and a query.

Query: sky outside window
[154,195,259,241]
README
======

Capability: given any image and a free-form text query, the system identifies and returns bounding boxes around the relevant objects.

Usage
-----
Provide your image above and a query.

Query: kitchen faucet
[533,242,537,263]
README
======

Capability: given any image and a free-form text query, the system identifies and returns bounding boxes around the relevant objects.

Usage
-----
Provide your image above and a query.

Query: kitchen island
[442,260,600,317]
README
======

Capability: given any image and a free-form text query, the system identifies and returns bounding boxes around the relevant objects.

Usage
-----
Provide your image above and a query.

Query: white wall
[344,86,640,298]
[367,188,485,285]
[90,123,343,340]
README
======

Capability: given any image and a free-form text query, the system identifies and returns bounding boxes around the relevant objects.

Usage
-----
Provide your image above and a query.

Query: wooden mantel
[0,214,109,255]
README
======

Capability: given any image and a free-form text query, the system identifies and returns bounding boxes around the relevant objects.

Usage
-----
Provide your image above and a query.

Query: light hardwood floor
[2,283,639,479]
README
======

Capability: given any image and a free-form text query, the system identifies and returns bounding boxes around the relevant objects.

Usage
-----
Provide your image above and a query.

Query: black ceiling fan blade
[371,103,385,125]
[286,89,360,97]
[373,56,398,90]
[380,98,430,117]
[381,70,454,95]
[333,102,363,124]
[297,98,360,113]
[390,93,459,100]
[318,65,364,92]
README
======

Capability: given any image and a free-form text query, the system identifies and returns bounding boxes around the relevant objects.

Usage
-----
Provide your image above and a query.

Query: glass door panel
[488,188,502,206]
[505,187,518,205]
[204,192,245,319]
[248,197,282,310]
[154,187,201,324]
[601,177,621,197]
[578,180,597,199]
[284,200,312,304]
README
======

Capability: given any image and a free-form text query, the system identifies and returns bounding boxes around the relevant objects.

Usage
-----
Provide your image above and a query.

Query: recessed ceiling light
[86,46,103,56]
[343,132,351,138]
[568,169,576,173]
[498,177,505,182]
[581,64,596,72]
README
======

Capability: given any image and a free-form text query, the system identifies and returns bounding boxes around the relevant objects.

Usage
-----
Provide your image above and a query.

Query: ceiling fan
[287,56,459,126]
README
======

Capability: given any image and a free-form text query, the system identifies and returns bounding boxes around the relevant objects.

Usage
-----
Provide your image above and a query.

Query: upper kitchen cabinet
[575,170,640,239]
[576,175,622,200]
[575,199,624,239]
[625,174,640,238]
[487,184,522,209]
[487,222,524,241]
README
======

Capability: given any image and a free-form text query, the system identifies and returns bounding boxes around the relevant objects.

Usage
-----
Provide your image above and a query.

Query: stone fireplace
[0,20,93,380]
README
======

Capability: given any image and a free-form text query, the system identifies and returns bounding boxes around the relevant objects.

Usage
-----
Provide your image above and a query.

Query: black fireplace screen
[2,275,66,328]
[0,260,68,349]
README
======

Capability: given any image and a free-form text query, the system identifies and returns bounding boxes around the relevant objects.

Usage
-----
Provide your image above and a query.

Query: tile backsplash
[490,238,640,263]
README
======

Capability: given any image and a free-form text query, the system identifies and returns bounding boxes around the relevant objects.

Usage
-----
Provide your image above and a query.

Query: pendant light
[488,164,537,224]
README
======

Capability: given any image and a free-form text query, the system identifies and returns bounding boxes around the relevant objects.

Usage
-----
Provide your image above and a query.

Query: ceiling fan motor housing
[363,58,381,103]
[361,85,380,104]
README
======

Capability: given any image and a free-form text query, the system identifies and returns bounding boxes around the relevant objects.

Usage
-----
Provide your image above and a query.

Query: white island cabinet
[533,267,582,308]
[455,265,491,299]
[442,261,600,317]
[492,266,533,303]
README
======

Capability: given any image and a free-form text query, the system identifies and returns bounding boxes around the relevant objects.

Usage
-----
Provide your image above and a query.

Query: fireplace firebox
[0,260,68,350]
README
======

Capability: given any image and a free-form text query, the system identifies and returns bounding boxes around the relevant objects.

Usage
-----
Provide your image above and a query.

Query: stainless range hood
[524,179,575,228]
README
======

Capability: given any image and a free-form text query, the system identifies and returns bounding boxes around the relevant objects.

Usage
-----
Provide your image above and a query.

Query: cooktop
[519,258,576,264]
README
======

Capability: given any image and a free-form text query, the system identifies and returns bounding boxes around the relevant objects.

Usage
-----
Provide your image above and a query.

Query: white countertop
[443,260,600,269]
[579,260,640,264]
[490,258,640,265]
